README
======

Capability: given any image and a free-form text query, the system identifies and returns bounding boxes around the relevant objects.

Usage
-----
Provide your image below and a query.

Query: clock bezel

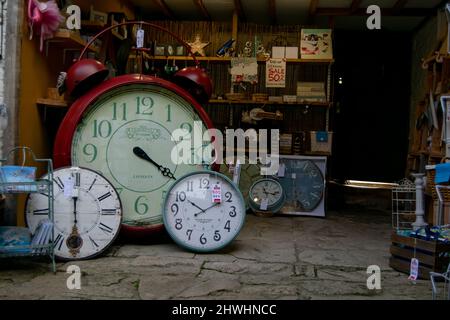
[24,166,123,261]
[248,178,286,214]
[162,170,246,253]
[53,74,217,237]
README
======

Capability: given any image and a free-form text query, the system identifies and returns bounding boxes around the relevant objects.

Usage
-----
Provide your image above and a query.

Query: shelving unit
[0,147,55,273]
[45,29,100,56]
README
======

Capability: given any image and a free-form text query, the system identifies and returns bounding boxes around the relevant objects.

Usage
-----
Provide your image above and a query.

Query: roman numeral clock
[25,167,122,260]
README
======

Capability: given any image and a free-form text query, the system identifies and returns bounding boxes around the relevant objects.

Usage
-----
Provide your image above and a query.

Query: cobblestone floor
[0,210,433,300]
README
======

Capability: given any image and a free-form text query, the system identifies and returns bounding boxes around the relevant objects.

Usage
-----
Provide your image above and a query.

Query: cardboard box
[272,47,285,58]
[283,95,297,103]
[285,47,298,59]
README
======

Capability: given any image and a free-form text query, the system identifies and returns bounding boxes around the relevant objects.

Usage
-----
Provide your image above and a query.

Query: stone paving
[0,209,434,300]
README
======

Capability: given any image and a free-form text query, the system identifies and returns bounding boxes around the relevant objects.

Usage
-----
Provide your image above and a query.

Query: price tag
[408,258,419,281]
[212,182,222,203]
[64,176,75,198]
[260,198,268,211]
[136,29,145,48]
[277,163,286,177]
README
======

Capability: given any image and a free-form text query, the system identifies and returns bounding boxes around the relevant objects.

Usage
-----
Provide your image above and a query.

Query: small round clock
[53,75,216,237]
[163,171,246,252]
[248,178,286,216]
[25,167,122,260]
[219,160,263,209]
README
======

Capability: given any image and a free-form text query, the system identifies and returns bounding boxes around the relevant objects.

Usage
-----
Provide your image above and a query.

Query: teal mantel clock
[53,75,215,237]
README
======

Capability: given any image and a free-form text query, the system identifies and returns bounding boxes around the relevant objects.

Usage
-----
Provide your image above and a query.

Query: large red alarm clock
[54,22,216,237]
[53,21,215,237]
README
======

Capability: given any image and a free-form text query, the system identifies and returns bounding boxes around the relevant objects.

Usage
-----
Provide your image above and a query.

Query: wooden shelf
[81,20,106,31]
[48,29,100,53]
[208,99,331,107]
[130,55,334,64]
[36,98,68,108]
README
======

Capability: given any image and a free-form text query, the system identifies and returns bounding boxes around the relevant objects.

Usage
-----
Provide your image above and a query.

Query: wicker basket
[310,131,333,154]
[426,157,450,201]
[252,93,268,102]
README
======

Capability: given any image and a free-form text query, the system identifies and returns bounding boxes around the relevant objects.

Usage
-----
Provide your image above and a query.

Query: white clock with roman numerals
[163,171,246,252]
[25,167,122,260]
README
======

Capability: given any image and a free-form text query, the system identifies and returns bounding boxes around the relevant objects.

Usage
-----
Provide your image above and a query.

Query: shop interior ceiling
[129,0,445,31]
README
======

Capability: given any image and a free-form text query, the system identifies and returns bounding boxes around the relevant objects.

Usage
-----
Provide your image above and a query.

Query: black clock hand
[73,196,78,225]
[194,203,220,217]
[133,146,176,180]
[187,200,205,213]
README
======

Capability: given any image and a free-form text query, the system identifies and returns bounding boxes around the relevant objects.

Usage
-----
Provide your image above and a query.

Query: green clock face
[71,84,212,229]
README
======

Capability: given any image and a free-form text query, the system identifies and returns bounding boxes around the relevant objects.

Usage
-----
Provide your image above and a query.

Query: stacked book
[297,82,327,103]
[31,219,53,255]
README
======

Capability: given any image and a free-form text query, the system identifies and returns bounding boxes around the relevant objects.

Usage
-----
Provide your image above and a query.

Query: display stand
[0,147,55,273]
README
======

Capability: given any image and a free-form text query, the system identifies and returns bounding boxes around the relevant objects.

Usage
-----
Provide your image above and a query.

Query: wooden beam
[233,0,246,21]
[308,0,319,24]
[393,0,409,11]
[316,7,435,17]
[268,0,277,25]
[350,0,362,13]
[193,0,211,21]
[152,0,175,19]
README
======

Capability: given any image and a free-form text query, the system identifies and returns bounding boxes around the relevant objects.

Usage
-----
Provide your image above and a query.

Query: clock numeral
[88,178,97,191]
[98,192,112,202]
[175,219,183,230]
[225,192,233,203]
[101,209,117,216]
[186,229,193,241]
[224,220,231,232]
[134,196,149,215]
[33,208,49,216]
[74,172,81,187]
[93,120,112,138]
[112,102,127,121]
[166,104,172,122]
[199,178,210,189]
[89,236,100,248]
[214,231,221,242]
[99,223,113,234]
[54,234,64,250]
[83,144,98,163]
[200,233,207,245]
[176,191,186,202]
[171,203,179,216]
[53,177,64,190]
[186,181,193,192]
[229,206,237,218]
[310,192,321,199]
[136,96,154,115]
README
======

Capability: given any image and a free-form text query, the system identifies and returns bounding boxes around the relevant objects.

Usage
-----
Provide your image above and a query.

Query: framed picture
[90,6,108,25]
[278,155,327,217]
[166,44,175,56]
[175,45,185,56]
[154,45,166,56]
[300,29,333,60]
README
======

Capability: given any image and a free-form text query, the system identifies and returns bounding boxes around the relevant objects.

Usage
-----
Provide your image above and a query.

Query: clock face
[279,159,324,212]
[25,167,122,260]
[249,179,283,207]
[219,161,262,209]
[69,83,213,232]
[163,171,246,252]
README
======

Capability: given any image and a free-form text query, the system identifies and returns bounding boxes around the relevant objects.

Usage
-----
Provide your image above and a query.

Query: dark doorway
[331,30,412,182]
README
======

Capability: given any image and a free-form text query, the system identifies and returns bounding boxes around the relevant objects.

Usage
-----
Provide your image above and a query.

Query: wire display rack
[392,178,416,231]
[0,147,55,273]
